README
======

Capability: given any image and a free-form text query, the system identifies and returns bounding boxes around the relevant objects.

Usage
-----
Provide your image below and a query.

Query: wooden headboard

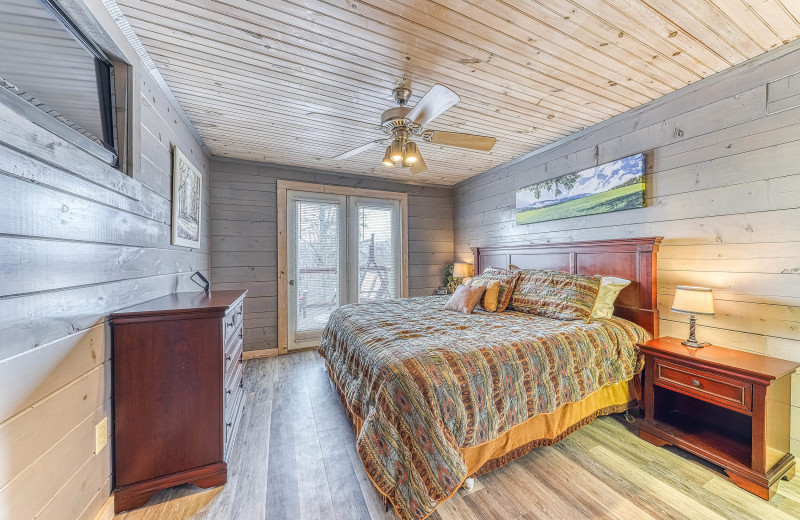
[472,237,663,337]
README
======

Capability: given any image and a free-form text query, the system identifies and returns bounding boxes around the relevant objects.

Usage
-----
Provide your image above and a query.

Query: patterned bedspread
[318,296,649,519]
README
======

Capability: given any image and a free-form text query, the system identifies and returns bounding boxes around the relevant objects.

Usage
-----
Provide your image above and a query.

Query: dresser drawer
[224,319,243,350]
[653,358,752,413]
[224,359,243,416]
[224,366,245,461]
[224,389,245,461]
[222,300,244,343]
[223,325,243,379]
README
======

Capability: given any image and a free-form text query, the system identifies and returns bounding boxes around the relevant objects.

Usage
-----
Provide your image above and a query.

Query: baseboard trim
[242,348,280,360]
[92,494,114,520]
[288,346,319,354]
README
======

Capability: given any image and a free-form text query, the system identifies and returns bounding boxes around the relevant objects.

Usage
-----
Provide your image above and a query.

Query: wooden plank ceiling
[113,0,800,185]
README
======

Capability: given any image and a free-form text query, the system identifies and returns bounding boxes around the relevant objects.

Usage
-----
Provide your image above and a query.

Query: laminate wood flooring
[115,351,800,520]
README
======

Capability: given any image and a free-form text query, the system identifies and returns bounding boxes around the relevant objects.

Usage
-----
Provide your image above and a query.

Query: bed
[318,237,662,520]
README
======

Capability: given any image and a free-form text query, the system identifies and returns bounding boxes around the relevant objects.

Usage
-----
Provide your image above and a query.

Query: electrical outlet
[95,417,108,454]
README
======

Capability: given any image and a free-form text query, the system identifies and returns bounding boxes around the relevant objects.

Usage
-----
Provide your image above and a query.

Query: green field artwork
[516,153,645,225]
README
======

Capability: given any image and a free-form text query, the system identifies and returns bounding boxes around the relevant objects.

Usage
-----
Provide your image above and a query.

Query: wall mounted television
[0,0,118,165]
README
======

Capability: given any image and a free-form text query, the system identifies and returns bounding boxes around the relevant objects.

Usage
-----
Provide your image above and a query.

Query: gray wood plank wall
[0,3,209,520]
[209,158,454,353]
[452,44,800,456]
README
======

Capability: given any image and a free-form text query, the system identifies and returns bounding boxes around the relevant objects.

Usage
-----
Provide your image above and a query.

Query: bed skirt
[464,379,634,476]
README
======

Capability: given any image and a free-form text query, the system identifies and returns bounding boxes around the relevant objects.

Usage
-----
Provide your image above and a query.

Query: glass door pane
[350,198,401,302]
[287,192,346,349]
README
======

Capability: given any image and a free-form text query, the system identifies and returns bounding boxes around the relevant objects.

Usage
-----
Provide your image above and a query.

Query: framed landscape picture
[515,153,645,225]
[171,146,203,248]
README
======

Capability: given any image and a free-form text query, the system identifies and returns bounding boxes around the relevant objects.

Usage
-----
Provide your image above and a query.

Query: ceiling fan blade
[307,112,380,131]
[410,150,427,175]
[405,84,460,127]
[425,130,496,152]
[331,139,386,160]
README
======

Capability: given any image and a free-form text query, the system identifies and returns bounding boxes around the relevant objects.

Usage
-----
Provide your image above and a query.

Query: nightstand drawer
[653,359,752,413]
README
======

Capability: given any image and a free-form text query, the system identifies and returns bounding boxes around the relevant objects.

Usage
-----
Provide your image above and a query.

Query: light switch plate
[95,417,108,453]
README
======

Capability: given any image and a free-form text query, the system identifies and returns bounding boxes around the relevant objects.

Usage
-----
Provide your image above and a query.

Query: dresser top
[111,291,246,320]
[639,336,800,381]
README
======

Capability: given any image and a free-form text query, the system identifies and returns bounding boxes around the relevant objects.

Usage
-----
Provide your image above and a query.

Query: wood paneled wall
[209,158,454,353]
[0,2,209,519]
[453,43,800,456]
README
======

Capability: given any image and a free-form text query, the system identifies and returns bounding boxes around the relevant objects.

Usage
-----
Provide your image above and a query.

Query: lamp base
[682,314,709,348]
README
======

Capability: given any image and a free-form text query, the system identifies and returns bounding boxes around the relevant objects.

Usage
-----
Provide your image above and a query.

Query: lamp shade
[381,146,394,166]
[671,286,715,315]
[390,139,404,161]
[403,141,419,164]
[453,263,472,278]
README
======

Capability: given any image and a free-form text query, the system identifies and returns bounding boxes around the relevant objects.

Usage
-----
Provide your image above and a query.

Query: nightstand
[638,337,800,499]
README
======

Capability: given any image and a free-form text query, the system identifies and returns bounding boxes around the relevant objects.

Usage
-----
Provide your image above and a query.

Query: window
[0,0,119,165]
[353,199,401,302]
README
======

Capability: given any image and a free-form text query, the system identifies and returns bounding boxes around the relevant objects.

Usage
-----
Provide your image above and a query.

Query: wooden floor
[115,351,800,520]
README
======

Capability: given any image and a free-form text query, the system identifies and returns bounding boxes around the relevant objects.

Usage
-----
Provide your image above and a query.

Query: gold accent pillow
[465,279,501,312]
[476,267,520,312]
[509,268,601,321]
[444,284,486,314]
[590,277,631,319]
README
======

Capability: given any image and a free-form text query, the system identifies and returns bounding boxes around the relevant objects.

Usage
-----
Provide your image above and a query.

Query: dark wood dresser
[639,337,799,499]
[111,290,247,513]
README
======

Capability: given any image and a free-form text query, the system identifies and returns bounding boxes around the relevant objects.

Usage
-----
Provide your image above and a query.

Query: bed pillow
[474,267,520,312]
[590,277,631,320]
[509,268,601,320]
[444,284,486,314]
[464,278,501,312]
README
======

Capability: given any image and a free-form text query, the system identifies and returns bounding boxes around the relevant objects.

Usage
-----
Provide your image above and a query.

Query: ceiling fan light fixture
[381,146,393,166]
[329,83,495,175]
[404,141,419,164]
[390,139,404,162]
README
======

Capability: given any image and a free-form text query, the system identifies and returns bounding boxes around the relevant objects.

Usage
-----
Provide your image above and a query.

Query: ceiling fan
[328,84,496,175]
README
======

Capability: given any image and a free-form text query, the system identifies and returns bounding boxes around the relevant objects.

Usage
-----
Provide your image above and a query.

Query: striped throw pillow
[509,268,601,320]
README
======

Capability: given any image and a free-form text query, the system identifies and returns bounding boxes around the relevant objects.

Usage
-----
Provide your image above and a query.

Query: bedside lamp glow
[671,286,715,348]
[453,263,473,284]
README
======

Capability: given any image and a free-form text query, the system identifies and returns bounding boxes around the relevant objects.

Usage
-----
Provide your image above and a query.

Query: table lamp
[671,286,715,348]
[453,263,473,284]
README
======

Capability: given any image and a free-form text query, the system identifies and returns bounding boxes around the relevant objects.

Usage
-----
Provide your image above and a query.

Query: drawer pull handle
[237,308,243,316]
[226,354,232,361]
[692,379,701,387]
[226,389,231,395]
[239,330,243,339]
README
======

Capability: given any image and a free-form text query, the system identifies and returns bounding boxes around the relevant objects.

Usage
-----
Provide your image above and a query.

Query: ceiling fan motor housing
[381,106,412,131]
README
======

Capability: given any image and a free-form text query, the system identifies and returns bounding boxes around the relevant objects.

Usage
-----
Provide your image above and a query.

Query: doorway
[279,181,408,352]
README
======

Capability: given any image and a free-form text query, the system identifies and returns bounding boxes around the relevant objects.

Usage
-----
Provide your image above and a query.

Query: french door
[286,190,403,350]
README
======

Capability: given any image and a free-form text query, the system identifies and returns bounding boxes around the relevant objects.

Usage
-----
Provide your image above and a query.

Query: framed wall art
[516,153,645,225]
[171,146,203,248]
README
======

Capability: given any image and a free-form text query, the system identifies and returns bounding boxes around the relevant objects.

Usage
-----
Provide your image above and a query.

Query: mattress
[318,295,649,520]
